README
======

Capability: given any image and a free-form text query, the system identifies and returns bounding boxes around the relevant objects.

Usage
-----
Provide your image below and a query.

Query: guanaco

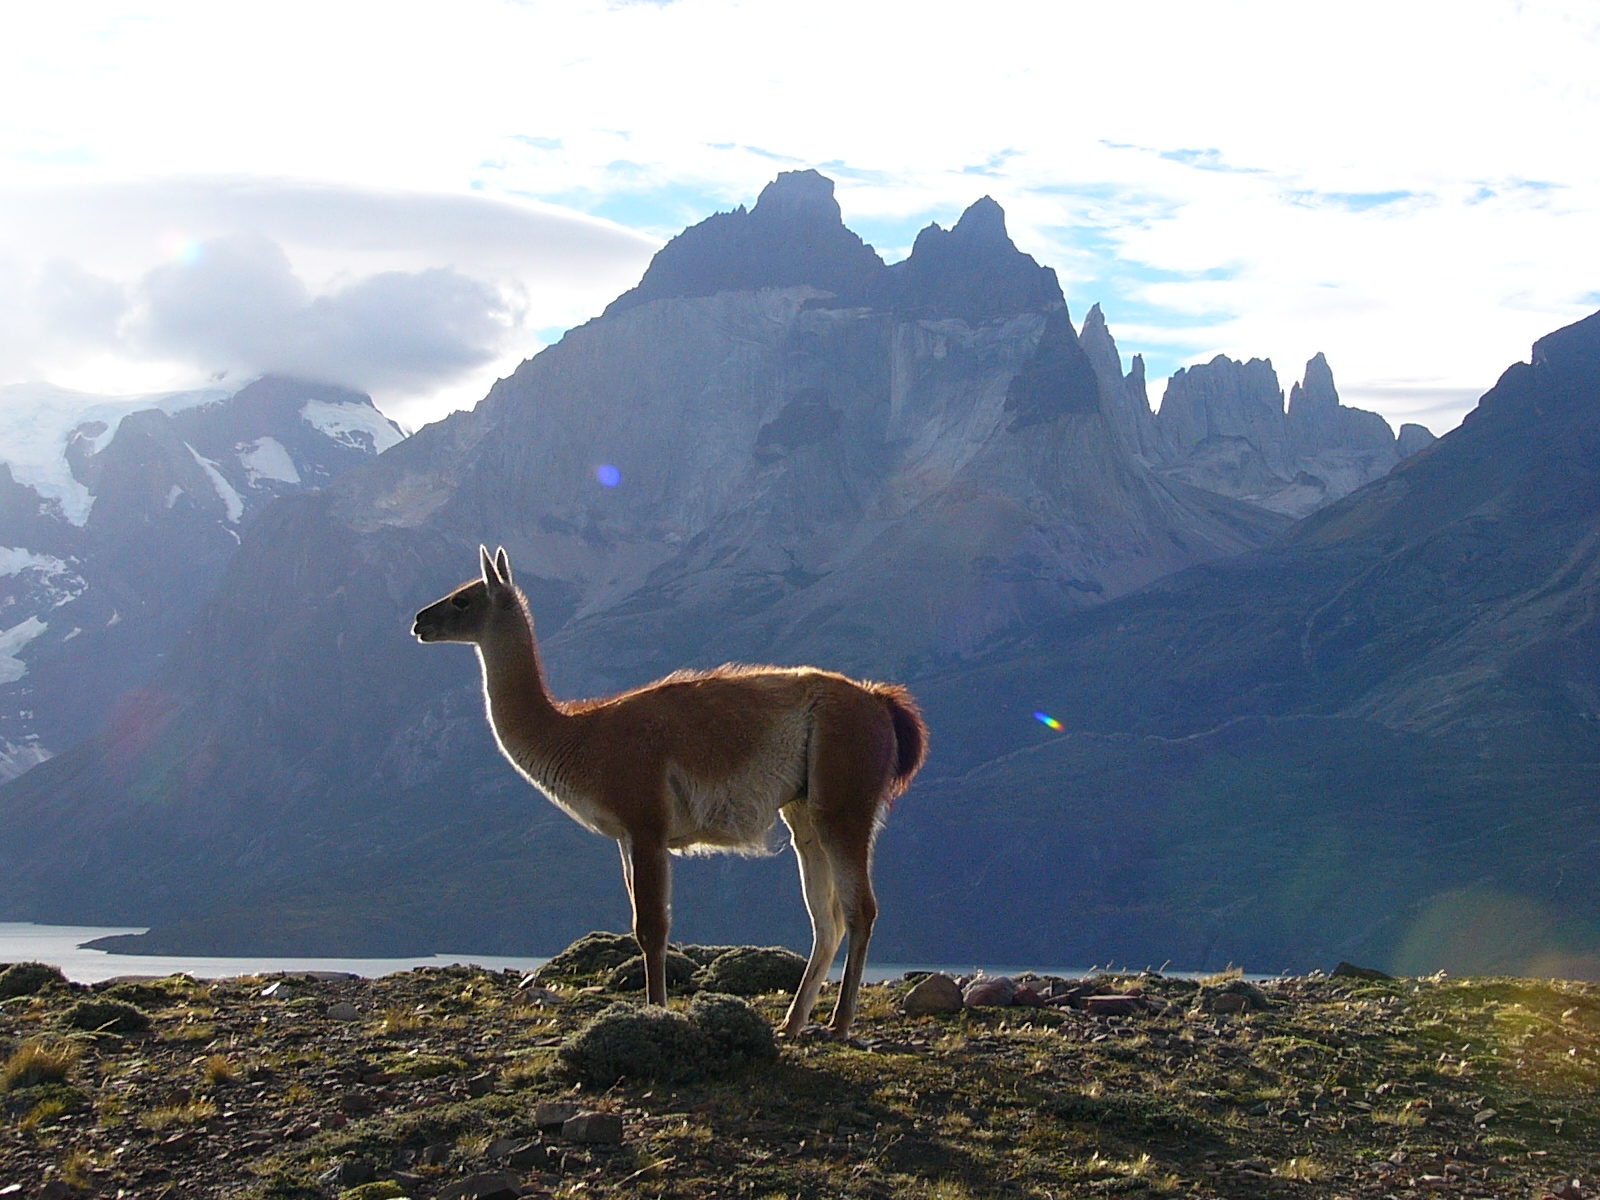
[413,546,927,1037]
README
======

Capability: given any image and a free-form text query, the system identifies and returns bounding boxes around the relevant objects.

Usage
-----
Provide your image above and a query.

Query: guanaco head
[413,545,520,644]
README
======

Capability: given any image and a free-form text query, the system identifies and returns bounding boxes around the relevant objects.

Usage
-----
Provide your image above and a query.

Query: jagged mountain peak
[749,168,843,224]
[1288,351,1339,413]
[878,194,1064,323]
[603,171,885,316]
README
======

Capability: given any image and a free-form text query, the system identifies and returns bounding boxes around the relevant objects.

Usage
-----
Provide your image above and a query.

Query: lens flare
[596,464,620,487]
[1033,711,1062,730]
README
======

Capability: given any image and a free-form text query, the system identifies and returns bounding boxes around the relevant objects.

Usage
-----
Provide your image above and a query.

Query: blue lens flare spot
[1033,711,1062,730]
[596,464,621,487]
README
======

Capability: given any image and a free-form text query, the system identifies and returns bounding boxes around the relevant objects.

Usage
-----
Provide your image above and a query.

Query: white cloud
[0,179,657,428]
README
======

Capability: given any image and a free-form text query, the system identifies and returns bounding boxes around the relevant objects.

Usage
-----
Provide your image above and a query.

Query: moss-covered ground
[0,955,1596,1198]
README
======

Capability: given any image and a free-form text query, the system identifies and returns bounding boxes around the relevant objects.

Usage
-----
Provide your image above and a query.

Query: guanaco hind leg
[825,839,877,1036]
[780,802,845,1036]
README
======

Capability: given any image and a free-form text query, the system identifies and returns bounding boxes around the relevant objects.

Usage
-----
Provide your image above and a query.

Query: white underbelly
[665,726,807,853]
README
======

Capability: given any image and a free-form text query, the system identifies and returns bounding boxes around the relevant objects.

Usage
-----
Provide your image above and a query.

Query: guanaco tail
[413,546,927,1037]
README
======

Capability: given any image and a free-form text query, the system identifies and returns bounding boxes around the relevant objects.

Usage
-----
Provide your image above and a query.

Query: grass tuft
[1,1038,80,1091]
[141,1097,217,1131]
[200,1054,237,1084]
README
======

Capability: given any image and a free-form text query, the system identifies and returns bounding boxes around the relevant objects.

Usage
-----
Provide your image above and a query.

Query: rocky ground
[0,940,1596,1200]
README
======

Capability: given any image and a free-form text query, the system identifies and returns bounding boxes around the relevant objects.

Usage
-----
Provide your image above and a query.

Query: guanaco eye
[451,594,471,610]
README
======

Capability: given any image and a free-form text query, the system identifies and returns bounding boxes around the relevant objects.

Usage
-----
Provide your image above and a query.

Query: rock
[338,1092,375,1115]
[534,1100,582,1131]
[507,1141,552,1170]
[1331,961,1394,981]
[1011,983,1045,1007]
[1474,1108,1498,1125]
[691,946,807,996]
[563,1110,625,1144]
[436,1170,525,1200]
[1084,994,1143,1016]
[466,1070,495,1097]
[259,981,290,999]
[317,1157,376,1188]
[1198,980,1273,1013]
[962,976,1017,1008]
[514,982,565,1007]
[902,973,964,1015]
[326,1001,360,1020]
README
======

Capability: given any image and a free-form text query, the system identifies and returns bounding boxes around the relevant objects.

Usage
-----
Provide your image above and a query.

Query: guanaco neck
[475,593,568,772]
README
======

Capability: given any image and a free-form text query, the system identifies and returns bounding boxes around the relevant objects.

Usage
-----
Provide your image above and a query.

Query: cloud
[0,178,657,427]
[123,231,513,393]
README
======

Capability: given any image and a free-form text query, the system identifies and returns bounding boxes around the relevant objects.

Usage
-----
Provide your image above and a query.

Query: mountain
[0,171,1291,955]
[1149,352,1425,517]
[0,377,404,779]
[1,172,1550,976]
[883,309,1600,974]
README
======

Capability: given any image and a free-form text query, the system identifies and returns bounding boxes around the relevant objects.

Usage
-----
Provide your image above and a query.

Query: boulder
[902,973,964,1016]
[962,976,1017,1008]
[436,1171,524,1200]
[563,1111,625,1144]
[534,1100,582,1131]
[326,1001,360,1020]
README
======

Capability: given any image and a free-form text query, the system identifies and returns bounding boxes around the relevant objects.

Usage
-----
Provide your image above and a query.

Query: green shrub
[687,993,778,1067]
[63,998,152,1034]
[557,993,776,1086]
[533,931,639,982]
[604,952,699,993]
[692,946,807,996]
[0,962,68,1000]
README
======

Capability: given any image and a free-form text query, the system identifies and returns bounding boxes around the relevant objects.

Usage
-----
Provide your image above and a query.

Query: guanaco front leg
[625,834,673,1006]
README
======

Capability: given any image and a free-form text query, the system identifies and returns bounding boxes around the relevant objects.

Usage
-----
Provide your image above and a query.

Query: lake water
[0,922,1096,985]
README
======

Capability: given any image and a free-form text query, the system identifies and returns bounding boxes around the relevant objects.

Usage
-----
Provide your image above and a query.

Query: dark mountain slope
[882,311,1600,973]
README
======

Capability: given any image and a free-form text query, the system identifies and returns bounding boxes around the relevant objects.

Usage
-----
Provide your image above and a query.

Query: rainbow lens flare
[596,464,621,487]
[1033,711,1062,730]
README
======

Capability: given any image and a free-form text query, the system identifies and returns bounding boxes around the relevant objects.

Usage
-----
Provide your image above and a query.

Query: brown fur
[413,546,928,1037]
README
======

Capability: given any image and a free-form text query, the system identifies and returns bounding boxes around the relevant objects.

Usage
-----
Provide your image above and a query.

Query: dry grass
[200,1054,236,1084]
[141,1097,217,1131]
[19,1097,70,1133]
[1,1038,81,1092]
[379,1005,424,1034]
[1278,1156,1329,1181]
[1199,964,1245,985]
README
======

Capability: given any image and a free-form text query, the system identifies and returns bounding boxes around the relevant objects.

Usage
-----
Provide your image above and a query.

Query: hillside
[0,952,1595,1199]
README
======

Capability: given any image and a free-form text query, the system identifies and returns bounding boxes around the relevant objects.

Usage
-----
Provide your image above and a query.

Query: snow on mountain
[300,399,406,454]
[0,381,236,525]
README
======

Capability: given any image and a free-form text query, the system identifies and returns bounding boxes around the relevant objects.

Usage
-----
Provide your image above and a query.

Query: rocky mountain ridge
[0,377,403,779]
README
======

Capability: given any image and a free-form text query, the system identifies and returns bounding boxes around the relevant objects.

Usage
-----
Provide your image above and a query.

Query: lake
[0,923,1088,985]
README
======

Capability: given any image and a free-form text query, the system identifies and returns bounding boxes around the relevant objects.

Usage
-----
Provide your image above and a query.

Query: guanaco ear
[494,546,512,586]
[479,544,498,588]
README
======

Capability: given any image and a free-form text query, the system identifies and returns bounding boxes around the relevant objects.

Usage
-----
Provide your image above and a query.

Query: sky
[2,1,1598,434]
